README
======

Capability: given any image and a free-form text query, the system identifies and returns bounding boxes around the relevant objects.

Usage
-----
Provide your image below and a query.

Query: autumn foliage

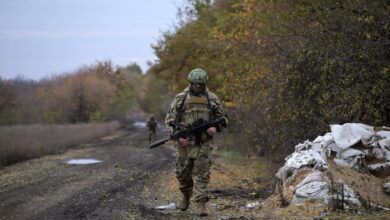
[0,61,135,125]
[149,0,390,158]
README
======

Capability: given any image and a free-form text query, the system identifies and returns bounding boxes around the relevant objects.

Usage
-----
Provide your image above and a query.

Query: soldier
[147,115,157,143]
[165,68,228,216]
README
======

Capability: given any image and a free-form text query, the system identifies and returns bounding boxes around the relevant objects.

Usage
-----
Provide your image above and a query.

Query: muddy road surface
[0,119,277,220]
[3,119,387,220]
[0,119,178,220]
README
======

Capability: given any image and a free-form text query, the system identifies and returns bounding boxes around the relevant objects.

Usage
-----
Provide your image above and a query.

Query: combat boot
[176,192,191,211]
[195,201,208,216]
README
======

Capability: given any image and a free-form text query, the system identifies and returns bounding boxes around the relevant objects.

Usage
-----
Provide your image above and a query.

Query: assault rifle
[148,117,225,149]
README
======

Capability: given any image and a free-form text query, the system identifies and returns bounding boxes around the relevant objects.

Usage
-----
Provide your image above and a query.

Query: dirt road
[0,119,177,220]
[0,119,276,220]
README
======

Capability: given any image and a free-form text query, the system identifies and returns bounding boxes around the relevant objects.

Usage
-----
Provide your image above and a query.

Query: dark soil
[0,119,175,220]
[3,117,384,220]
[0,115,281,220]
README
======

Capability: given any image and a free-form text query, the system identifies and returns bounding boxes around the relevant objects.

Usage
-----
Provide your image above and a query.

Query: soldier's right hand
[178,137,190,146]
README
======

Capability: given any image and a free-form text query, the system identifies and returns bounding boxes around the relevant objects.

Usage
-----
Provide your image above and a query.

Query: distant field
[0,121,120,167]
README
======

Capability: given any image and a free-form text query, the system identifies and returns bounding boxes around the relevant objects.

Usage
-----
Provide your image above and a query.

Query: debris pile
[276,123,390,210]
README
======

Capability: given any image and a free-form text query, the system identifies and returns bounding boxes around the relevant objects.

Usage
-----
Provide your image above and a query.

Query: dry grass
[142,150,278,219]
[0,121,120,167]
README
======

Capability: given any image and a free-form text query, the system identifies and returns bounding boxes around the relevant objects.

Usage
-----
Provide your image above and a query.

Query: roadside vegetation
[146,0,390,160]
[3,1,387,167]
[0,1,389,218]
[0,121,119,167]
[0,61,142,166]
[0,61,139,125]
[1,0,388,176]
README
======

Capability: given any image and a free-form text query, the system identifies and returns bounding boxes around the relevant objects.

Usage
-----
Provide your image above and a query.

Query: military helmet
[187,68,208,84]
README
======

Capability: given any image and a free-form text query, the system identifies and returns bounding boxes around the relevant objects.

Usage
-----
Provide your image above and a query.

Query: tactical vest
[176,91,212,129]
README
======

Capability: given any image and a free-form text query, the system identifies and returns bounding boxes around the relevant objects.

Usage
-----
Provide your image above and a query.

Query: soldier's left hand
[206,127,217,136]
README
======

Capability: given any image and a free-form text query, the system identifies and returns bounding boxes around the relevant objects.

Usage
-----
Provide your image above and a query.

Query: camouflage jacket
[165,86,228,133]
[147,118,157,130]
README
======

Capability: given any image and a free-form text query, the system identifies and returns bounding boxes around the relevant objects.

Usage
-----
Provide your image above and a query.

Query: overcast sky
[0,0,184,80]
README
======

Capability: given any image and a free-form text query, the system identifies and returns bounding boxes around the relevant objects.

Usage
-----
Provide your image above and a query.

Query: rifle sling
[174,90,188,131]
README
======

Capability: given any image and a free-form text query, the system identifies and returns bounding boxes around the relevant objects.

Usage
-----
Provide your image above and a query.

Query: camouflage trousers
[175,141,212,202]
[148,128,156,143]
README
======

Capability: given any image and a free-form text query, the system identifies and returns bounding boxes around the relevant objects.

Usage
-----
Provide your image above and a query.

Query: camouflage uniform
[165,86,228,203]
[147,116,157,143]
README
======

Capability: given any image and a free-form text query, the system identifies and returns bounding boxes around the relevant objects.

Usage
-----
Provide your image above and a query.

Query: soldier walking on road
[147,115,157,143]
[165,68,228,216]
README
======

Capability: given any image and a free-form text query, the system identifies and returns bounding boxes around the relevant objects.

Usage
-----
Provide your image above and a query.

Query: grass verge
[0,121,120,167]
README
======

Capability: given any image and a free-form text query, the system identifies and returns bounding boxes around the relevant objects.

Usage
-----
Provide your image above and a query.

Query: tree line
[1,0,388,159]
[0,61,141,125]
[148,0,390,157]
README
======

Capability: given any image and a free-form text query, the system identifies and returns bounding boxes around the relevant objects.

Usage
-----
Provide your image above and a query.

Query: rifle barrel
[148,138,169,149]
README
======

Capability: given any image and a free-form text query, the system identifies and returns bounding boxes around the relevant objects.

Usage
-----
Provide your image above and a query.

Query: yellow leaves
[33,61,132,123]
[358,15,375,24]
[211,28,226,41]
[223,101,238,108]
[364,32,373,40]
[380,67,389,78]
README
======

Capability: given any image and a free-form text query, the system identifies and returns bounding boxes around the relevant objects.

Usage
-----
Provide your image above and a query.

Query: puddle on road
[66,159,102,165]
[133,122,146,128]
[155,203,176,210]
